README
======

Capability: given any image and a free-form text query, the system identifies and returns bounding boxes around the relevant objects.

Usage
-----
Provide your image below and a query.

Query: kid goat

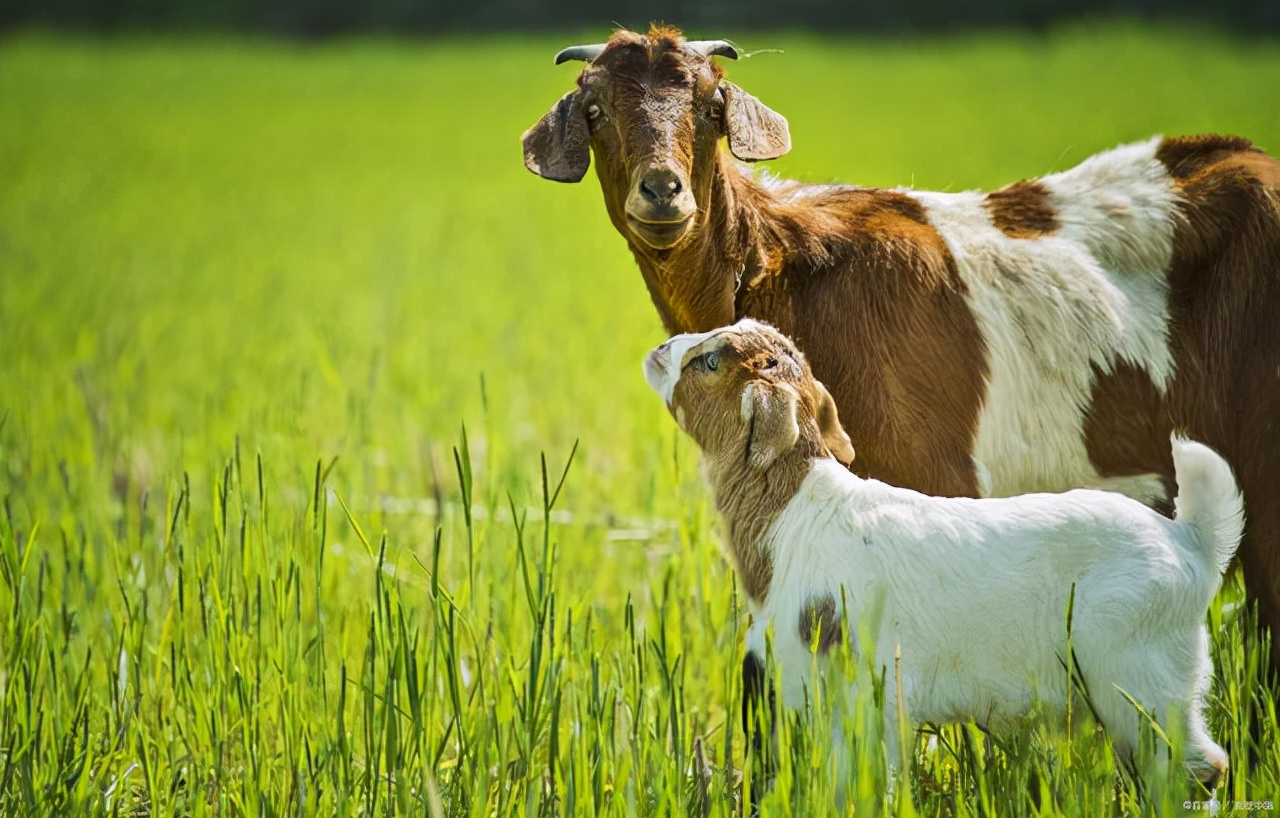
[523,26,1280,670]
[644,319,1244,784]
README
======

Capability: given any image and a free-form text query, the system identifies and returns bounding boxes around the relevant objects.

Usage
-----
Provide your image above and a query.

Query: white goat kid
[643,318,1242,786]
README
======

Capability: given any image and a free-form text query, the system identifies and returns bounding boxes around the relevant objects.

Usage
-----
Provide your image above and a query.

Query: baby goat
[644,318,1243,785]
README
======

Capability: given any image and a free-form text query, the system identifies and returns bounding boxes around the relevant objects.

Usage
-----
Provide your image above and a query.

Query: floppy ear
[741,381,801,469]
[813,379,855,468]
[721,81,791,162]
[521,91,591,182]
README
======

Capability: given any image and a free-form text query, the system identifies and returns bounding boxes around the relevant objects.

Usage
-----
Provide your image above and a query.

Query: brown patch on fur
[983,180,1060,238]
[799,594,843,655]
[1083,361,1174,479]
[1082,362,1177,516]
[668,324,845,603]
[1084,134,1280,671]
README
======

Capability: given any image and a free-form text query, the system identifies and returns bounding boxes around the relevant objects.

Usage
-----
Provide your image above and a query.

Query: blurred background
[1,0,1277,35]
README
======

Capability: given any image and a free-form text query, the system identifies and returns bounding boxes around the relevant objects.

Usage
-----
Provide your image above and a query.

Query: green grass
[1,21,1277,817]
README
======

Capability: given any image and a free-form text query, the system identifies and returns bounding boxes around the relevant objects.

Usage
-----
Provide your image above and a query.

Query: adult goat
[521,25,1280,670]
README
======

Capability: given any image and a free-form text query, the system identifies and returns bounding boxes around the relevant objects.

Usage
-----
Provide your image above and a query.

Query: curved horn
[686,40,739,59]
[554,44,607,65]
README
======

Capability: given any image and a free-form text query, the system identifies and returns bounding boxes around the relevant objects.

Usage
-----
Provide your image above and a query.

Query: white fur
[752,436,1241,778]
[903,138,1179,504]
[740,383,757,421]
[643,326,723,404]
[642,319,773,404]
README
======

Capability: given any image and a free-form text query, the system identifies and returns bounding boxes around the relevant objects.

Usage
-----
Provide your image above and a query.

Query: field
[1,21,1278,817]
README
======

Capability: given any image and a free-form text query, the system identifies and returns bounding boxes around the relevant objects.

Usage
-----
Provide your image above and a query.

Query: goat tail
[1171,434,1245,575]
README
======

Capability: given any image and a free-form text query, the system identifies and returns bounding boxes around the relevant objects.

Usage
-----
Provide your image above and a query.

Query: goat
[644,318,1243,785]
[522,25,1280,672]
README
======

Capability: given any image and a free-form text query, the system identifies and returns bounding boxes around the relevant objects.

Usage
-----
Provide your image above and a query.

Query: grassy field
[1,21,1278,816]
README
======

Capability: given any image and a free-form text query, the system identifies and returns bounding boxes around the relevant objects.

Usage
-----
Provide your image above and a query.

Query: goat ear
[813,379,855,468]
[721,81,791,162]
[742,381,801,469]
[521,91,591,183]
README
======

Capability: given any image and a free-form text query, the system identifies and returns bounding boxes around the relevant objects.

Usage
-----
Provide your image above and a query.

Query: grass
[1,20,1277,817]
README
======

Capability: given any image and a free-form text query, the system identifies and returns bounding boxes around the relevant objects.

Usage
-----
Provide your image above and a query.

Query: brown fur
[983,180,1060,238]
[1081,361,1178,517]
[799,594,844,655]
[1164,136,1280,665]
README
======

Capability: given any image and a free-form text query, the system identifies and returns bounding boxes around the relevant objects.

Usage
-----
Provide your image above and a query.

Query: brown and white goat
[522,25,1280,669]
[645,319,1241,785]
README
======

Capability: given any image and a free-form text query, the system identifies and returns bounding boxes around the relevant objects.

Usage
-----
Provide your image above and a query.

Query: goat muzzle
[626,167,697,249]
[638,168,684,206]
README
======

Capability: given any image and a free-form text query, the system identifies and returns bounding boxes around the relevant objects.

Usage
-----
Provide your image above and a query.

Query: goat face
[644,319,855,469]
[523,26,791,251]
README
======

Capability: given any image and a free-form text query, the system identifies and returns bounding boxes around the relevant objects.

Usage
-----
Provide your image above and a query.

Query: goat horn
[553,44,607,65]
[686,40,739,59]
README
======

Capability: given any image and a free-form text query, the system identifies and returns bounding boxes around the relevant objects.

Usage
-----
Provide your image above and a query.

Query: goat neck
[701,428,825,605]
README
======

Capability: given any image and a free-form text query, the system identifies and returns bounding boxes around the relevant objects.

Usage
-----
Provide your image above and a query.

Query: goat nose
[639,169,682,205]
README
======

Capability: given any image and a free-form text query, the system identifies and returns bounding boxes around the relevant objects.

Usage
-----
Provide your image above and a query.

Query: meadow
[0,21,1277,816]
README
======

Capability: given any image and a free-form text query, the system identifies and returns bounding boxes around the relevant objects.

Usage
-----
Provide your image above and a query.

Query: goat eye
[765,357,778,369]
[586,103,602,120]
[704,352,719,372]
